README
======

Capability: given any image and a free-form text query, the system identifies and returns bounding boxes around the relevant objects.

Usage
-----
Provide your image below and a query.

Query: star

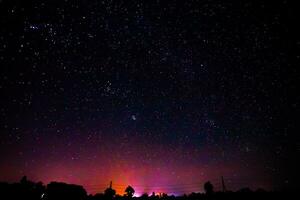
[131,115,137,121]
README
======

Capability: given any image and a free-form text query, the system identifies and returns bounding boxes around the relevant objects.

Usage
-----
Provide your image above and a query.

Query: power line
[80,177,263,194]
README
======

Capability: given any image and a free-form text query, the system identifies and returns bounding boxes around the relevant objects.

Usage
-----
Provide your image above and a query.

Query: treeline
[0,176,291,200]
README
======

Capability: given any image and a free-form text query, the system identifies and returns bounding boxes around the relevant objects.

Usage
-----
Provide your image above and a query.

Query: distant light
[133,192,141,197]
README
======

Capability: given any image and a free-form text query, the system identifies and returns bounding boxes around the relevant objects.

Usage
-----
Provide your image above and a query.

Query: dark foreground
[0,177,294,200]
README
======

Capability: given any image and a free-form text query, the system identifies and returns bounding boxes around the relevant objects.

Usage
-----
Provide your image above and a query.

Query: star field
[0,0,297,195]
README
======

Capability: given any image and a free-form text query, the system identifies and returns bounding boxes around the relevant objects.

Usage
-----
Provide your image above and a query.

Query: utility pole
[109,181,112,189]
[221,176,226,192]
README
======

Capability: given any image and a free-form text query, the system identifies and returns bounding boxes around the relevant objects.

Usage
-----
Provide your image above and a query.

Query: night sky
[0,0,298,196]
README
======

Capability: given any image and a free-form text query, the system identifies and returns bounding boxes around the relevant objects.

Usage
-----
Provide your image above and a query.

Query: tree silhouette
[125,185,135,197]
[204,181,214,195]
[46,182,87,200]
[20,176,28,184]
[140,193,149,198]
[104,181,116,199]
[0,176,291,200]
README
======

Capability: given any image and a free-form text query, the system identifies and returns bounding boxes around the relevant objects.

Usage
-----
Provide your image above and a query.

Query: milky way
[0,0,297,195]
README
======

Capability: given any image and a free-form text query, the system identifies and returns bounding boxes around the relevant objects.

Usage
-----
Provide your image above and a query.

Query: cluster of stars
[0,0,296,194]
